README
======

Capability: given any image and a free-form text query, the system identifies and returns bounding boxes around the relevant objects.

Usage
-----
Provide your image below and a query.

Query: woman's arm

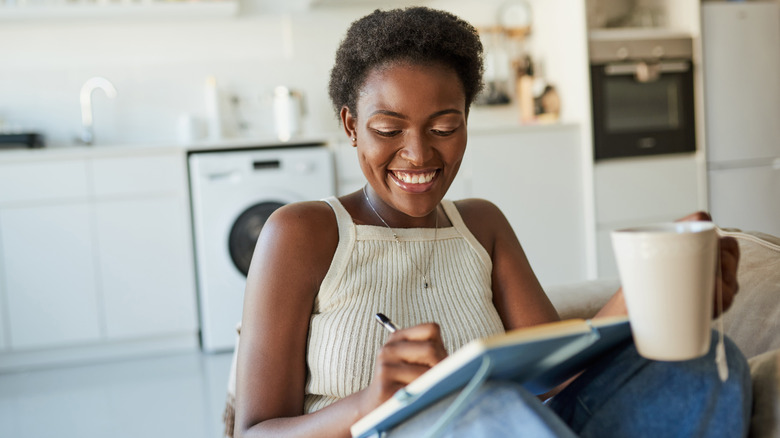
[456,199,560,331]
[456,199,566,400]
[234,201,349,437]
[234,201,447,438]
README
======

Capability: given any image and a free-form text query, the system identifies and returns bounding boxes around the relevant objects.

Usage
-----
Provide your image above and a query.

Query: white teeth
[394,171,436,184]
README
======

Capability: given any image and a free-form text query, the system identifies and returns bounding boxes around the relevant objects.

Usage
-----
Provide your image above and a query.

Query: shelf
[0,0,238,20]
[588,27,693,41]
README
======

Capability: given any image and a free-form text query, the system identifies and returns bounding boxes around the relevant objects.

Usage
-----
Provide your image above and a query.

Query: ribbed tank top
[303,197,505,413]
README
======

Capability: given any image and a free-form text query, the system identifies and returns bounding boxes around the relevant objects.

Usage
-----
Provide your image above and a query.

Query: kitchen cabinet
[0,158,100,350]
[1,202,102,349]
[465,125,589,287]
[594,154,704,278]
[0,237,6,351]
[0,148,197,369]
[0,159,89,204]
[709,164,780,238]
[91,154,197,341]
[95,197,196,339]
[0,273,5,351]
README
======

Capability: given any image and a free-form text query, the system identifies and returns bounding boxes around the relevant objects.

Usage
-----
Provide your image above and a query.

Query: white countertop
[0,133,338,163]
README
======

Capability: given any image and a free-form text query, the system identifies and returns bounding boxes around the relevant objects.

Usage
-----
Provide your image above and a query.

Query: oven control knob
[652,45,665,58]
[616,47,629,60]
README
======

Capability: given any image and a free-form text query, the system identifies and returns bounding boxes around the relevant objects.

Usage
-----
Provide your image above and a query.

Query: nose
[399,131,433,166]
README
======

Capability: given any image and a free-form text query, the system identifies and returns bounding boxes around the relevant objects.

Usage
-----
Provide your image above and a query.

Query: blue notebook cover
[351,317,631,438]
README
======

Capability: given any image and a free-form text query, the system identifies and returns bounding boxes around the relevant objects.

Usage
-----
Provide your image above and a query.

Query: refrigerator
[702,1,780,237]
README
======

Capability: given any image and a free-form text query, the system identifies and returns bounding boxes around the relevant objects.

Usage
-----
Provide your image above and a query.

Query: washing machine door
[228,200,286,276]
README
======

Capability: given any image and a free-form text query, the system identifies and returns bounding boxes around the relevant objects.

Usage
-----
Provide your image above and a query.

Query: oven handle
[604,60,690,77]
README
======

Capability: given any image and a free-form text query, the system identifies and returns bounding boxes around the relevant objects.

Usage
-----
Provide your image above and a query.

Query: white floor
[0,350,234,438]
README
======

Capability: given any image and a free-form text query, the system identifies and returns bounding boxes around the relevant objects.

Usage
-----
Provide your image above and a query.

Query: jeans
[388,331,752,438]
[548,332,752,438]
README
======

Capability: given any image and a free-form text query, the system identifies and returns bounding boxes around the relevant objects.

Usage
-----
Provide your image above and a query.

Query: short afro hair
[328,7,484,118]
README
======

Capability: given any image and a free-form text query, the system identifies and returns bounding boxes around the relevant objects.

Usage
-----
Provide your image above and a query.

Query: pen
[375,313,399,334]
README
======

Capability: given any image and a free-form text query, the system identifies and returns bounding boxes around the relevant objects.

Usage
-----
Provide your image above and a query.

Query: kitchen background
[0,0,779,436]
[0,0,590,146]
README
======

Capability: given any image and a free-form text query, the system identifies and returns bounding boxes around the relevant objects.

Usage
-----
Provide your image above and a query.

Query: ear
[340,106,357,146]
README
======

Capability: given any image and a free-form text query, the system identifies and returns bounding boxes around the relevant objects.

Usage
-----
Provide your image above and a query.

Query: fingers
[382,323,448,367]
[714,236,740,317]
[388,322,443,343]
[368,323,448,406]
[671,212,741,317]
[676,211,712,222]
[372,361,434,393]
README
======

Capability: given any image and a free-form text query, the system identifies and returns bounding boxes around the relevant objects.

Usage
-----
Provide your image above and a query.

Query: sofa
[546,228,780,437]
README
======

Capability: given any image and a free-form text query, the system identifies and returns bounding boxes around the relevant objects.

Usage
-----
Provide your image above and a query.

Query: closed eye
[374,129,402,137]
[431,129,456,136]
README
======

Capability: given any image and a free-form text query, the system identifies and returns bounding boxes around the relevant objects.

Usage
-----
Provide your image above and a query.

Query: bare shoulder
[263,200,338,236]
[452,198,505,224]
[452,198,514,255]
[247,200,339,288]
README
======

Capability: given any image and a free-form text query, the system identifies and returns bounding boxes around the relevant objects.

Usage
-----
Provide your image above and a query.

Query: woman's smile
[389,169,440,193]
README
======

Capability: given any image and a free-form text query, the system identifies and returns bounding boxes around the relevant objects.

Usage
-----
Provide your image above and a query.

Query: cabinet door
[0,160,89,204]
[0,203,101,349]
[709,164,780,237]
[594,155,703,277]
[92,154,185,197]
[467,128,588,286]
[594,155,701,225]
[0,235,7,351]
[95,197,197,339]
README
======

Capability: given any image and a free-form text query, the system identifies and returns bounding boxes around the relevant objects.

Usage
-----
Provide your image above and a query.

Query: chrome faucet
[79,77,117,145]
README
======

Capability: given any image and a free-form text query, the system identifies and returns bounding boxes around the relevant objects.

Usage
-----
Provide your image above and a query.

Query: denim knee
[549,330,752,438]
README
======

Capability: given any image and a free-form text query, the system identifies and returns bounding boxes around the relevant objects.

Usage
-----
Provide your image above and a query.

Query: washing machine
[188,144,335,352]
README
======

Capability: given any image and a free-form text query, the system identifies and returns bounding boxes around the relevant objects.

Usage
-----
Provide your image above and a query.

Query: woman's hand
[676,211,741,317]
[360,323,448,416]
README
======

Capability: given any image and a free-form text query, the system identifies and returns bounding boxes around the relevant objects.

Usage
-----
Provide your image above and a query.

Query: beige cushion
[716,230,780,359]
[748,348,780,438]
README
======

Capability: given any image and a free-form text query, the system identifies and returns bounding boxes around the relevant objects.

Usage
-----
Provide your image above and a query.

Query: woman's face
[342,61,468,222]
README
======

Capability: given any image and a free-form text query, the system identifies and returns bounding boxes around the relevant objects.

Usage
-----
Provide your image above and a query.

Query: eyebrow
[368,108,463,120]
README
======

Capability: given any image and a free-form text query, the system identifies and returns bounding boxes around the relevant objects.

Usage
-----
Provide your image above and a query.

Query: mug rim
[612,221,716,235]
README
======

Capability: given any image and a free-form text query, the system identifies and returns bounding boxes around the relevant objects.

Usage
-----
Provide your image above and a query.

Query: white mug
[612,221,717,361]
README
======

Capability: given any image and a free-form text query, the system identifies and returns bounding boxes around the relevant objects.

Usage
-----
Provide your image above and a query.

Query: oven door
[591,60,696,160]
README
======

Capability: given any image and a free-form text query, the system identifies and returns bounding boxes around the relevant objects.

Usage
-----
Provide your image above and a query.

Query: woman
[234,7,750,437]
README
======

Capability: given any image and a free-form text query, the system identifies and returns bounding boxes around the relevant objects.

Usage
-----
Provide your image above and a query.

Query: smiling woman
[231,6,751,438]
[344,62,468,222]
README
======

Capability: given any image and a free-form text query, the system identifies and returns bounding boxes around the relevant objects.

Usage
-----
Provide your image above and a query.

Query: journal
[351,316,632,438]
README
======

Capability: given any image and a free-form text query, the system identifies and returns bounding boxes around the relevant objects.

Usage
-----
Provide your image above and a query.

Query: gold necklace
[362,185,438,289]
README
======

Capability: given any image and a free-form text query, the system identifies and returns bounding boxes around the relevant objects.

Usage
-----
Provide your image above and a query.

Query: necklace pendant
[424,281,429,289]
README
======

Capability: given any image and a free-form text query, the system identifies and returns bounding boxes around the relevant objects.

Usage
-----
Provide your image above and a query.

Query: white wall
[0,0,590,147]
[0,5,361,146]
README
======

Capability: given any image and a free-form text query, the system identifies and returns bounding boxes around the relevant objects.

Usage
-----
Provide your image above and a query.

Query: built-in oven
[589,31,696,160]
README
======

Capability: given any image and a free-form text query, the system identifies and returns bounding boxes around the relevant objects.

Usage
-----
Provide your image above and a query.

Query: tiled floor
[0,351,234,438]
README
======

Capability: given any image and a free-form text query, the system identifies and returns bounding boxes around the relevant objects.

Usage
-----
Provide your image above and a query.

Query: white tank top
[304,197,505,413]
